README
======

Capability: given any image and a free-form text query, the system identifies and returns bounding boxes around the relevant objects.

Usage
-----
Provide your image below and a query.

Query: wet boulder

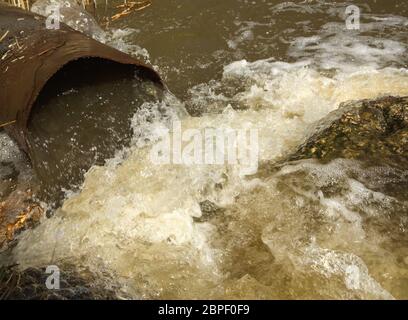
[288,96,408,169]
[257,96,408,201]
[0,264,123,299]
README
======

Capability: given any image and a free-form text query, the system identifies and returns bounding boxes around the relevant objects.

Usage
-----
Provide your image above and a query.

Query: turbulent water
[26,58,163,203]
[2,0,408,299]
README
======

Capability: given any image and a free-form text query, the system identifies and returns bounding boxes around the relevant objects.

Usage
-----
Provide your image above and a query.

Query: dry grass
[111,0,151,21]
[5,203,43,243]
[6,0,30,10]
[1,0,97,10]
[2,0,151,23]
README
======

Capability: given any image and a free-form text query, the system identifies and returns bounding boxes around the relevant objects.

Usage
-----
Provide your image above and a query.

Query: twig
[0,120,16,128]
[111,0,151,22]
[0,30,9,43]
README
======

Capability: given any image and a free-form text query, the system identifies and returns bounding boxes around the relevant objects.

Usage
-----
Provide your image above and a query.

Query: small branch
[0,120,16,128]
[111,0,151,22]
[0,30,9,43]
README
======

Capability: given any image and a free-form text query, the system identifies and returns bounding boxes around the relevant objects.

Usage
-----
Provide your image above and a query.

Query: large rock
[288,96,408,168]
[0,264,123,299]
[257,96,408,201]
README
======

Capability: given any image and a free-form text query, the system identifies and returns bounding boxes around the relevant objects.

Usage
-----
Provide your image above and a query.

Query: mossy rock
[0,264,122,300]
[256,96,408,200]
[289,96,408,168]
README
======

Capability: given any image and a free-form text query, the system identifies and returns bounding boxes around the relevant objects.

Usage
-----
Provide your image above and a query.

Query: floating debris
[0,30,9,43]
[111,0,151,22]
[5,203,43,242]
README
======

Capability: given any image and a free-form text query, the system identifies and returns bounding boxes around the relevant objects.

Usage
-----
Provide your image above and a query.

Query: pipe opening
[26,57,164,204]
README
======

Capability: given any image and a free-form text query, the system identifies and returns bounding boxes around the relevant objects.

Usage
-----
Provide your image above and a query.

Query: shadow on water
[26,58,164,205]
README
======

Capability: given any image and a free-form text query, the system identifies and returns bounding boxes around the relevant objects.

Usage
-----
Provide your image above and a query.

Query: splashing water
[4,0,408,299]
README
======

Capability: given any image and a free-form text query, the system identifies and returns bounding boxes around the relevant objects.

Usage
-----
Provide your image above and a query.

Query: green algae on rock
[256,96,408,202]
[288,96,408,168]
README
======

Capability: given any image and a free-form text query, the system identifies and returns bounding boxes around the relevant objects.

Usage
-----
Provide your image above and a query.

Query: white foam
[288,15,408,73]
[12,56,408,298]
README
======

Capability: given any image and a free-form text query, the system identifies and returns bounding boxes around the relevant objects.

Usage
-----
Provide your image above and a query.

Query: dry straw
[2,0,97,10]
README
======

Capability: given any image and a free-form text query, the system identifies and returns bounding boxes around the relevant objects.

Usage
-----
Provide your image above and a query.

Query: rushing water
[2,0,408,299]
[27,58,163,203]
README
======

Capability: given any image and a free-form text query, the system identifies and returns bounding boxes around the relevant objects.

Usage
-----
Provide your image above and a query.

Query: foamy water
[5,1,408,299]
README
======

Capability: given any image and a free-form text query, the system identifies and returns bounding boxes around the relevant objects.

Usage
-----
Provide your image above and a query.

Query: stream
[1,0,408,299]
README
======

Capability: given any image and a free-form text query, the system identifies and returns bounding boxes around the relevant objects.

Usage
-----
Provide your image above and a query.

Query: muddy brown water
[27,58,163,203]
[1,0,408,299]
